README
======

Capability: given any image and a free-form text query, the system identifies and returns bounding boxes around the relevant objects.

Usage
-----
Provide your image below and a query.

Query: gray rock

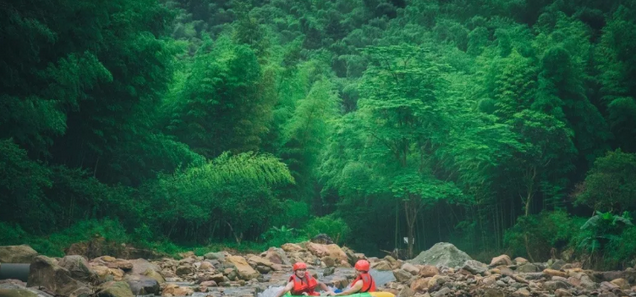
[393,269,413,283]
[124,275,159,295]
[544,280,570,292]
[0,281,53,297]
[26,256,91,297]
[432,287,452,297]
[398,286,415,297]
[517,263,540,273]
[462,260,488,275]
[58,255,96,282]
[95,281,134,297]
[549,259,566,270]
[323,267,335,276]
[408,243,472,268]
[204,252,227,261]
[0,246,38,263]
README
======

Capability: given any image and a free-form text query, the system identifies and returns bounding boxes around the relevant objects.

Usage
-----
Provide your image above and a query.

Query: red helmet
[355,260,370,272]
[293,262,307,271]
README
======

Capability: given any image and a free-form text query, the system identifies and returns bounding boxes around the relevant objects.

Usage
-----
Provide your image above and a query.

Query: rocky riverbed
[1,240,635,297]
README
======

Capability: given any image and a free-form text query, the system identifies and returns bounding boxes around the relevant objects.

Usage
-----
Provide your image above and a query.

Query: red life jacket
[289,273,320,296]
[352,272,376,292]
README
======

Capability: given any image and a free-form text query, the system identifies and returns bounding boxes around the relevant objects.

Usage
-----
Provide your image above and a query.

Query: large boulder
[0,246,38,263]
[260,247,290,265]
[58,255,97,283]
[462,260,488,275]
[225,256,260,280]
[128,259,161,276]
[306,243,348,266]
[27,256,91,297]
[407,242,472,268]
[124,275,160,295]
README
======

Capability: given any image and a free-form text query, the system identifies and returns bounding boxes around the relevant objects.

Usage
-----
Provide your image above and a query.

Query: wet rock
[324,267,335,276]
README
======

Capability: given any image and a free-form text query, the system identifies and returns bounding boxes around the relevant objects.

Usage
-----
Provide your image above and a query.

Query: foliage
[504,211,584,260]
[144,152,294,244]
[0,219,129,257]
[261,225,307,248]
[575,150,636,212]
[2,0,636,263]
[575,211,634,269]
[302,215,351,244]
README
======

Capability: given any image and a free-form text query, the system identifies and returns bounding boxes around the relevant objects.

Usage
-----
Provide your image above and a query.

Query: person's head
[354,260,370,274]
[293,262,308,277]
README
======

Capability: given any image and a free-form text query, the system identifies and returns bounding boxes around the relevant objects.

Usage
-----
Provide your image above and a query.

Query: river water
[156,269,396,297]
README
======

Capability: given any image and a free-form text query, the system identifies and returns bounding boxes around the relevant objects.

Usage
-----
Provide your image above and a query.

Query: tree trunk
[404,195,419,259]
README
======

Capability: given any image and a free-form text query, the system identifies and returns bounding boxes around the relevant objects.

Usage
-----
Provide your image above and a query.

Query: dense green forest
[2,0,636,269]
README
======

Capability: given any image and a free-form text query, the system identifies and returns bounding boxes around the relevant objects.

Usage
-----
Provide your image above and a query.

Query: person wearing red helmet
[326,260,376,296]
[275,262,334,297]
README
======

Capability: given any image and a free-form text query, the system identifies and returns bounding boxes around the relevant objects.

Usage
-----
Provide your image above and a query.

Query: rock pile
[0,242,635,297]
